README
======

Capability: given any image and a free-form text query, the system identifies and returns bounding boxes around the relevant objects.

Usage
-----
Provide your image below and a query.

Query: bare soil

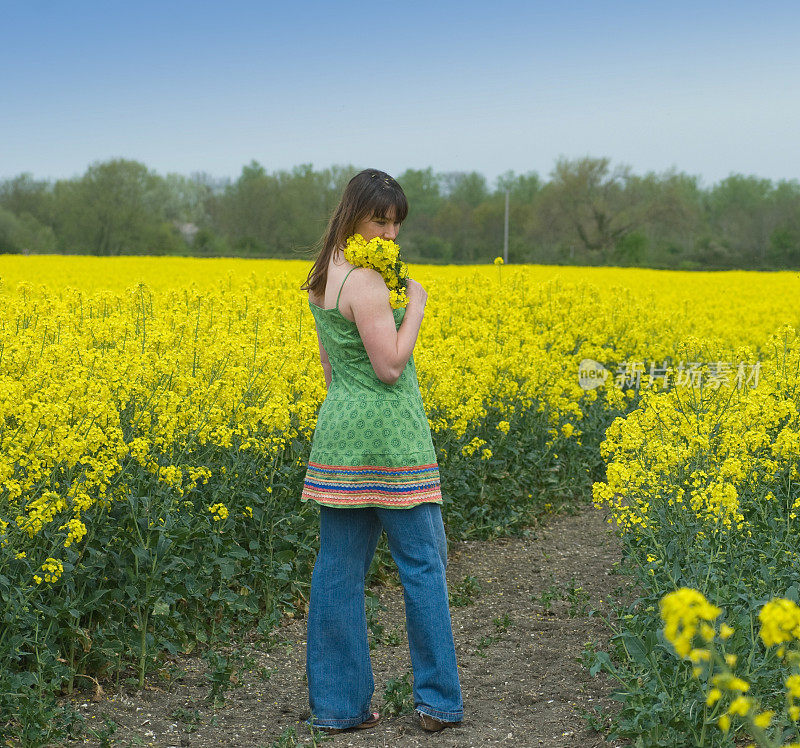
[62,505,632,747]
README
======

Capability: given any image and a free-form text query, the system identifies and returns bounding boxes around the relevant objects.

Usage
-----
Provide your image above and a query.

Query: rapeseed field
[1,255,799,745]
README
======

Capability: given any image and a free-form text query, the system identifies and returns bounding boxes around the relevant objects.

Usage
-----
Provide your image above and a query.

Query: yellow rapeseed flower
[700,623,715,642]
[753,710,774,729]
[343,234,409,309]
[759,598,800,647]
[59,518,87,547]
[727,695,752,716]
[728,677,750,692]
[689,648,710,663]
[207,503,229,521]
[660,588,722,658]
[34,557,63,584]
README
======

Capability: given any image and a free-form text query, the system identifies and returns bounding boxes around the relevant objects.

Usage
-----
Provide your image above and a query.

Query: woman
[298,169,464,734]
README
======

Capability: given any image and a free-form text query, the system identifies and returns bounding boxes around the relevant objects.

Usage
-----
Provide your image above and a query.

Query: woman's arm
[349,269,425,386]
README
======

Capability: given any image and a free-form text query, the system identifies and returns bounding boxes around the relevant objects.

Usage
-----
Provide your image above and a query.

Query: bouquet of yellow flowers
[343,233,410,309]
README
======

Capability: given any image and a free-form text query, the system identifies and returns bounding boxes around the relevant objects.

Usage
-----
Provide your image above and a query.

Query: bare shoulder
[348,266,386,288]
[346,267,390,304]
[340,267,390,320]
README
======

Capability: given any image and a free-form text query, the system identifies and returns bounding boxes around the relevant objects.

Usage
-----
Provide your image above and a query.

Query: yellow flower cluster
[59,517,87,547]
[207,503,229,521]
[660,587,722,658]
[16,491,67,539]
[343,233,409,309]
[461,437,487,458]
[662,587,800,743]
[594,325,800,533]
[759,598,800,648]
[33,557,63,585]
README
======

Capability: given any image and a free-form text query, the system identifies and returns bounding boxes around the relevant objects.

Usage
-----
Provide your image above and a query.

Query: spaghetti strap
[335,267,356,312]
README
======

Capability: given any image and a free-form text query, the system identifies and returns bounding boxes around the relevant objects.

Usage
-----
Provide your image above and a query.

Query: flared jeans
[305,502,464,729]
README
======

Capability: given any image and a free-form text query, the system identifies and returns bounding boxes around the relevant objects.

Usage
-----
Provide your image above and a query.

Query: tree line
[1,157,799,269]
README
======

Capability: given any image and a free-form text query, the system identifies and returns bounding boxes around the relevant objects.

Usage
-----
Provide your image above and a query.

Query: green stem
[139,607,149,689]
[67,637,75,694]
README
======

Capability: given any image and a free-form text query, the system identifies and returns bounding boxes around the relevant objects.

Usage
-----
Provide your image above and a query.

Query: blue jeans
[305,502,464,729]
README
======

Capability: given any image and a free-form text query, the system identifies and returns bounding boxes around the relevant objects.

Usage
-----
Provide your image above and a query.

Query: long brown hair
[300,169,409,297]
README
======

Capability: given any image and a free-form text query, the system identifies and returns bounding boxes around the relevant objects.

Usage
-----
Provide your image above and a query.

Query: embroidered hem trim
[301,461,443,507]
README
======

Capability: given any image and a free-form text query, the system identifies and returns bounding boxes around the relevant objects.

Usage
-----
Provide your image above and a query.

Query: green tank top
[301,267,443,509]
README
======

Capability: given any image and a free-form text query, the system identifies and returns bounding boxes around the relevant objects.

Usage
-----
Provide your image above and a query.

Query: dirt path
[63,506,630,747]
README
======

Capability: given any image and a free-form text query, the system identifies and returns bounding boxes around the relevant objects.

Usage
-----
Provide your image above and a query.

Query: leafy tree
[207,161,359,257]
[206,160,275,254]
[765,179,800,268]
[0,173,54,225]
[624,169,704,268]
[396,168,445,260]
[705,174,776,266]
[0,206,57,254]
[51,159,183,255]
[399,167,443,217]
[494,170,541,202]
[440,171,488,208]
[537,156,642,263]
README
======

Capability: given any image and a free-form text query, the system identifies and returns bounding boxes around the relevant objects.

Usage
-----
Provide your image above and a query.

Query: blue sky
[2,0,799,189]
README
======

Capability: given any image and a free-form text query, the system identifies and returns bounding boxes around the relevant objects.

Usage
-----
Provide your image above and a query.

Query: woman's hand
[405,278,427,311]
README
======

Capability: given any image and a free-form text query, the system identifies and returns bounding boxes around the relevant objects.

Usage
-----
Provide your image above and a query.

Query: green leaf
[589,650,613,677]
[621,633,647,664]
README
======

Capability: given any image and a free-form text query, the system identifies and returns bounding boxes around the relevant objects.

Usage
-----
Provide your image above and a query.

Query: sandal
[418,711,460,732]
[313,711,381,734]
